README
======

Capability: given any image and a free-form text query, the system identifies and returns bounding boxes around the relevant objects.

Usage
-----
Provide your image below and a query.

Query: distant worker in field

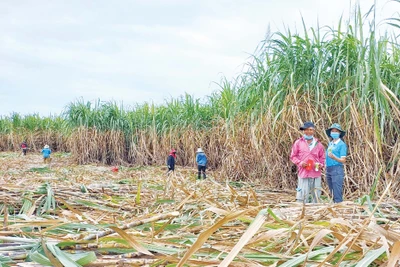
[41,145,52,164]
[20,141,28,156]
[196,148,208,179]
[166,149,177,175]
[290,121,325,203]
[325,123,347,203]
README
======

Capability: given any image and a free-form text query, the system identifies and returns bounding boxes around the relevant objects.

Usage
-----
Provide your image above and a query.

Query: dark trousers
[197,165,206,179]
[22,149,27,156]
[326,165,344,203]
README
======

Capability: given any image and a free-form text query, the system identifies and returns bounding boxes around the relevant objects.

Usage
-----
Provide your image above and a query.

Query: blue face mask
[303,134,313,140]
[330,132,340,139]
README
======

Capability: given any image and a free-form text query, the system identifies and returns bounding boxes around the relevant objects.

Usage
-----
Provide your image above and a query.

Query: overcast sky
[0,0,398,116]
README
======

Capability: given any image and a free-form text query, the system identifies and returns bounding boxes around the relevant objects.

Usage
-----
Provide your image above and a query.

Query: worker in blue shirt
[196,148,208,179]
[41,145,52,164]
[325,123,347,203]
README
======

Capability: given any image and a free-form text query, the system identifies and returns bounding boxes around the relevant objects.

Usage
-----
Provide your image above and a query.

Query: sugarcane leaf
[46,243,82,267]
[354,247,386,267]
[29,250,52,266]
[279,247,334,267]
[69,251,97,265]
[177,209,249,267]
[219,209,268,267]
[109,226,153,255]
[135,181,141,204]
[40,240,63,267]
[387,241,400,267]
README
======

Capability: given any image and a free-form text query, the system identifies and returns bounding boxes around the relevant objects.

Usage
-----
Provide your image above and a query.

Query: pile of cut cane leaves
[1,152,400,266]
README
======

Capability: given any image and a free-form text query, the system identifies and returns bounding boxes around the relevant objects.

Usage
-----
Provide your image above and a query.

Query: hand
[301,162,308,167]
[328,152,336,159]
[315,164,324,171]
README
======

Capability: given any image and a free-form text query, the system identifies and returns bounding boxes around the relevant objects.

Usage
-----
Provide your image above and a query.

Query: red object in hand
[305,159,314,171]
[112,166,119,172]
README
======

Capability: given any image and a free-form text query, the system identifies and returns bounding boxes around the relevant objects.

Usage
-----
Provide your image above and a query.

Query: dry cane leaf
[109,226,153,256]
[41,239,63,267]
[387,240,400,267]
[218,209,268,267]
[177,209,249,267]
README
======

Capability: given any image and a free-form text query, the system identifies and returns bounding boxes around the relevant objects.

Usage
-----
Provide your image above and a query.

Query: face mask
[303,134,313,140]
[330,132,340,139]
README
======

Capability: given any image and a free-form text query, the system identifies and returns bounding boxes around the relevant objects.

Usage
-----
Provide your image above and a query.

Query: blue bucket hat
[299,121,315,130]
[325,123,346,138]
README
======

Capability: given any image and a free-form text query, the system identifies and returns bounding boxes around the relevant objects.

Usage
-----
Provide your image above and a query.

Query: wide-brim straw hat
[196,148,203,153]
[325,123,346,138]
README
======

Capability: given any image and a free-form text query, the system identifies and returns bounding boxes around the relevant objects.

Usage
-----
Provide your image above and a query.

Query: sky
[0,0,398,116]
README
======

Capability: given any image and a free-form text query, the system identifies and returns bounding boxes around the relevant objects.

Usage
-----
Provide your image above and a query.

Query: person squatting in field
[290,121,326,203]
[196,148,207,179]
[166,149,177,175]
[325,123,347,203]
[41,145,52,164]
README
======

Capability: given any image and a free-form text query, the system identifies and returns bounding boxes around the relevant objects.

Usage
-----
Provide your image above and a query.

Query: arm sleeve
[319,144,326,166]
[340,143,347,157]
[289,141,301,166]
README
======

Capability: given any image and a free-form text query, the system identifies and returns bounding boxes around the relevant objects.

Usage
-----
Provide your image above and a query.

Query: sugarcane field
[2,1,400,267]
